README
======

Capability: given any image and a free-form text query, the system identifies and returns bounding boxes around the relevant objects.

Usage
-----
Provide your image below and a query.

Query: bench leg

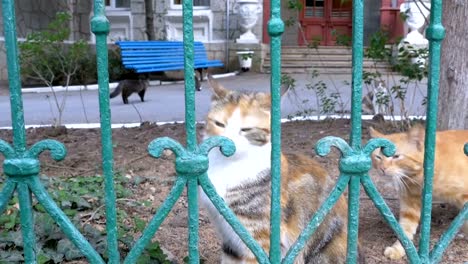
[195,69,203,91]
[197,68,204,83]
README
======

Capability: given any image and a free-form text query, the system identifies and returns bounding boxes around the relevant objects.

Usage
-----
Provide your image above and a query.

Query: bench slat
[116,40,223,73]
[130,62,224,73]
[125,60,224,69]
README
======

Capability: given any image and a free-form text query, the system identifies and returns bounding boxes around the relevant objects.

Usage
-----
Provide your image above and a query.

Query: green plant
[74,49,98,86]
[331,29,352,47]
[306,70,342,117]
[108,48,138,82]
[0,174,169,263]
[240,52,253,61]
[19,12,90,127]
[363,30,428,128]
[283,71,346,120]
[284,0,303,27]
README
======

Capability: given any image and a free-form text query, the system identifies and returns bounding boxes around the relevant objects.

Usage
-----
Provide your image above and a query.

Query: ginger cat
[199,76,363,263]
[370,125,468,260]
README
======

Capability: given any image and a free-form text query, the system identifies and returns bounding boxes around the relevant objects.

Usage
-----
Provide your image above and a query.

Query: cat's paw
[384,245,405,260]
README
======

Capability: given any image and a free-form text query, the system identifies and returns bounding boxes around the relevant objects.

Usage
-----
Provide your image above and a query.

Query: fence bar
[349,1,364,148]
[90,1,120,262]
[347,0,365,263]
[0,180,16,215]
[181,0,199,263]
[17,183,36,263]
[418,0,445,260]
[183,0,197,151]
[28,176,106,264]
[282,175,350,264]
[361,175,421,263]
[1,0,26,153]
[2,1,35,262]
[430,203,468,263]
[198,173,270,263]
[124,177,187,263]
[187,178,200,264]
[346,176,360,263]
[267,0,284,261]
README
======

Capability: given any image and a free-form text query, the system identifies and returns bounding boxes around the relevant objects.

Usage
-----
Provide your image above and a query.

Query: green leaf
[0,249,24,262]
[134,217,147,232]
[57,239,82,260]
[37,253,51,264]
[136,254,152,264]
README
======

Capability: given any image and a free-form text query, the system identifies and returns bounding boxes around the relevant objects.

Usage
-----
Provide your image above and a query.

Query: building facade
[0,0,408,83]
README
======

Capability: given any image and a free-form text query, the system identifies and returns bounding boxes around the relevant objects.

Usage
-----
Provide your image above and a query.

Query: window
[171,0,210,9]
[305,0,325,18]
[106,0,130,9]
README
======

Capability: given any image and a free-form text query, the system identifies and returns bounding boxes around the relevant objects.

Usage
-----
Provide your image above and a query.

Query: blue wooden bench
[115,41,224,90]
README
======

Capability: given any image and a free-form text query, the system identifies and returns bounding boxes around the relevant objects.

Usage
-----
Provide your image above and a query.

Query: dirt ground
[0,119,466,263]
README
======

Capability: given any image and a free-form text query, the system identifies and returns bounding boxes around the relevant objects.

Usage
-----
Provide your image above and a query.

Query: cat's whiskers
[400,174,421,187]
[393,170,411,191]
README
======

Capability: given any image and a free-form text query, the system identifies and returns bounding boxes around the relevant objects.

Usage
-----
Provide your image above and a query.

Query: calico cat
[369,125,468,260]
[200,75,362,263]
[110,78,149,104]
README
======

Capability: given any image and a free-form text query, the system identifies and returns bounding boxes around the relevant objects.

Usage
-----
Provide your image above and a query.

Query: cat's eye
[393,154,401,159]
[241,128,253,132]
[375,155,382,160]
[214,121,225,128]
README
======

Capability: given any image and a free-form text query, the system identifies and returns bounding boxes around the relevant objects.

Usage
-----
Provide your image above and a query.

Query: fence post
[1,0,36,261]
[347,0,365,262]
[267,0,284,261]
[90,1,120,262]
[418,0,445,261]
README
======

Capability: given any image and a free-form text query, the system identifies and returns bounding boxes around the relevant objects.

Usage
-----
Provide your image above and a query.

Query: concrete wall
[0,0,92,83]
[146,0,264,43]
[0,0,71,38]
[70,0,92,41]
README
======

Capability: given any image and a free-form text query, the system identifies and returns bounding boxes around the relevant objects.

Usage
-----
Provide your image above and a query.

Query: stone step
[264,57,386,65]
[269,46,354,55]
[261,67,393,74]
[264,54,353,61]
[262,46,392,74]
[263,61,390,68]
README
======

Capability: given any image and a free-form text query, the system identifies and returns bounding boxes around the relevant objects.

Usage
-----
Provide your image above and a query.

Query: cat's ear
[369,127,385,138]
[407,124,425,151]
[256,93,271,110]
[207,74,230,100]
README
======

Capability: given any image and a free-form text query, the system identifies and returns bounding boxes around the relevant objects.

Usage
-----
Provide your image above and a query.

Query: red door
[298,0,352,46]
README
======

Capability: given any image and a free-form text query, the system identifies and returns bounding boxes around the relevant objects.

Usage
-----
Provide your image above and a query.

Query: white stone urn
[233,0,262,44]
[399,0,431,65]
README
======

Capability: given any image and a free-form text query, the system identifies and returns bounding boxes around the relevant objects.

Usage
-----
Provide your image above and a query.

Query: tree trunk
[437,1,468,130]
[145,0,156,40]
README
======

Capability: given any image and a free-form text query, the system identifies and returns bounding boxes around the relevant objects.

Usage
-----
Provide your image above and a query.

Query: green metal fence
[0,0,466,263]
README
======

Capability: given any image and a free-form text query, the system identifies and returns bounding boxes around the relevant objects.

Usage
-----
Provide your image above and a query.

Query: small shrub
[0,174,170,263]
[364,30,428,128]
[19,12,89,126]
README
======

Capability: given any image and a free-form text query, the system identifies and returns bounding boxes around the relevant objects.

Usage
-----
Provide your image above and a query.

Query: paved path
[0,73,427,127]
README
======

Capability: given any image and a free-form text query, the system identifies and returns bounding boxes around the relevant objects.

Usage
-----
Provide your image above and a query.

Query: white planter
[233,0,262,44]
[399,0,431,66]
[237,51,254,72]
